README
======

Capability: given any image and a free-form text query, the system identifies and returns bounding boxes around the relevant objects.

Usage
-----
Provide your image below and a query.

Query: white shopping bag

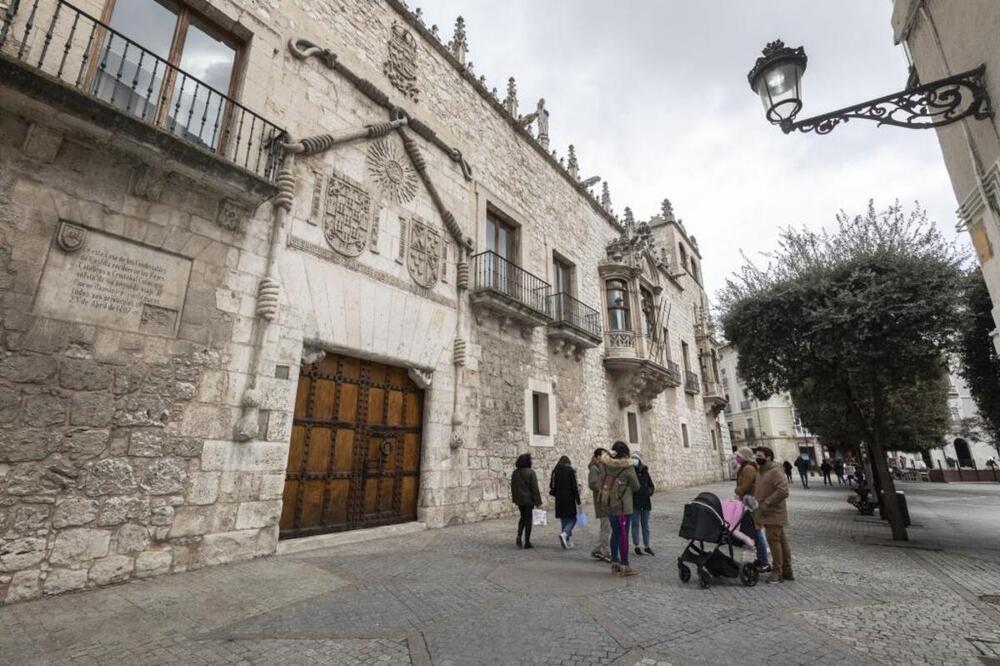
[532,509,548,526]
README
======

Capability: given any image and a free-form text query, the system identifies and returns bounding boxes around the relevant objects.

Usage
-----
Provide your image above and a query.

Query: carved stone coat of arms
[384,22,419,101]
[407,219,441,289]
[323,171,371,257]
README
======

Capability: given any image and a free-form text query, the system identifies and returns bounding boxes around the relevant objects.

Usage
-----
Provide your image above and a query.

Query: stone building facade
[891,0,1000,351]
[0,0,727,603]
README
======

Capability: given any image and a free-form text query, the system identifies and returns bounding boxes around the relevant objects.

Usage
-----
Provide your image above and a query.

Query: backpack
[596,467,628,509]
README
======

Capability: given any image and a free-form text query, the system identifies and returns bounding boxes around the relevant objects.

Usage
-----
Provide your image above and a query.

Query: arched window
[606,280,630,331]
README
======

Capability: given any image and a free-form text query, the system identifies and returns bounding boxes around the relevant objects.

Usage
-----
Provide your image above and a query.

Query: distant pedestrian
[834,458,846,486]
[588,448,612,562]
[782,460,793,483]
[753,446,793,583]
[794,454,811,489]
[820,459,833,486]
[734,446,770,573]
[511,453,541,549]
[550,455,581,549]
[844,462,857,486]
[631,453,655,557]
[596,441,640,576]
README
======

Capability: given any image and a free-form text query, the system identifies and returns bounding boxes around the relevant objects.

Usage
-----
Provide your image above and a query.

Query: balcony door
[552,255,575,324]
[485,212,518,297]
[94,0,243,151]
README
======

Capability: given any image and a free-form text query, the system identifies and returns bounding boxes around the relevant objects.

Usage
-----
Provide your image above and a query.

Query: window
[486,211,517,261]
[681,423,690,448]
[681,340,691,372]
[690,257,699,281]
[606,280,630,331]
[678,244,688,272]
[711,429,717,450]
[485,211,518,294]
[640,287,656,337]
[627,412,639,444]
[96,0,243,149]
[552,255,574,296]
[532,392,550,436]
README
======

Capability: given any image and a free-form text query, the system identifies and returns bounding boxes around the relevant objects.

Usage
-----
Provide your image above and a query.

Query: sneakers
[566,538,575,549]
[756,562,772,573]
[765,572,783,584]
[634,546,643,556]
[559,532,568,549]
[644,547,655,556]
[619,566,639,577]
[611,563,622,574]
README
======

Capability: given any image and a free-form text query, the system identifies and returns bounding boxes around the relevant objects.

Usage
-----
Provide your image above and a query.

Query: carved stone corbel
[408,368,433,389]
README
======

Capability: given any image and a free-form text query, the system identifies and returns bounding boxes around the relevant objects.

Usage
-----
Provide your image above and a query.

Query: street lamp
[747,39,992,135]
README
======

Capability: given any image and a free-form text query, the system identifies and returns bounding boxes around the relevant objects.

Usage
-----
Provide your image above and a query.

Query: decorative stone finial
[504,77,518,117]
[449,16,468,64]
[581,175,600,188]
[414,7,424,24]
[601,182,612,211]
[467,61,475,74]
[535,98,549,149]
[430,24,439,39]
[567,145,579,179]
[623,206,635,227]
[660,198,674,221]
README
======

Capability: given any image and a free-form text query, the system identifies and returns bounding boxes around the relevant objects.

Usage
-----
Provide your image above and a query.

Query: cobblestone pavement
[4,480,1000,665]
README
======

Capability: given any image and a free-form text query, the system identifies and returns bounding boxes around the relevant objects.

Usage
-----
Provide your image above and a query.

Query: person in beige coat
[587,448,611,562]
[753,446,792,583]
[734,446,771,572]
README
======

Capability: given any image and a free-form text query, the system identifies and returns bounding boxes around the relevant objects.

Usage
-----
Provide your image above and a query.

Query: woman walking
[550,455,581,549]
[631,453,655,556]
[596,441,640,576]
[511,453,541,549]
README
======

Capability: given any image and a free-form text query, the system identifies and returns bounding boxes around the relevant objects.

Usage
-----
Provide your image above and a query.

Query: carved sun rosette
[56,221,87,253]
[367,139,418,204]
[323,171,371,257]
[407,218,442,289]
[384,21,419,101]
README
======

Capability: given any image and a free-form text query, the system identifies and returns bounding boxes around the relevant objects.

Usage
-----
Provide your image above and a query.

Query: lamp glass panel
[756,61,803,122]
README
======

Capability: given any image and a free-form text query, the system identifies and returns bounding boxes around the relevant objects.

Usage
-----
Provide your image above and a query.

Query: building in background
[0,0,729,603]
[718,345,820,465]
[892,1,1000,352]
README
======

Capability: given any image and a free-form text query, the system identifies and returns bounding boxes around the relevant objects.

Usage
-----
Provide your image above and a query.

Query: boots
[782,567,795,581]
[619,566,639,577]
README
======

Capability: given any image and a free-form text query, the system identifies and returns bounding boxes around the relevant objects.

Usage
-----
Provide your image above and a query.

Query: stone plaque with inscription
[34,223,192,336]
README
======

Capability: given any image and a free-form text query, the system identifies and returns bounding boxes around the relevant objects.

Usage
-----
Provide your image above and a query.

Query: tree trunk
[868,438,908,541]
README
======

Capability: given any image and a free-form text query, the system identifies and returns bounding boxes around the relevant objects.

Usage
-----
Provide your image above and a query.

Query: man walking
[588,448,612,562]
[794,453,811,489]
[834,458,846,486]
[820,458,833,486]
[754,446,792,583]
[734,446,770,573]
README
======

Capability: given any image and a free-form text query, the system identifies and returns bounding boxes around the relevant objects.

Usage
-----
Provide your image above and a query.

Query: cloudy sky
[420,0,963,298]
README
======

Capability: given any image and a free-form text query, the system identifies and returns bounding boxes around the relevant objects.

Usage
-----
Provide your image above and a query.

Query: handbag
[532,508,547,526]
[576,510,588,528]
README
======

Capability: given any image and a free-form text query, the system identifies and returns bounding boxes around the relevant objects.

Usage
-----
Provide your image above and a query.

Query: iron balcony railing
[684,370,700,394]
[472,251,552,317]
[549,292,601,339]
[0,0,284,181]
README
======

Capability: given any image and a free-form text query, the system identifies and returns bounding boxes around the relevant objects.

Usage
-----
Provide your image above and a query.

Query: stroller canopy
[679,492,726,542]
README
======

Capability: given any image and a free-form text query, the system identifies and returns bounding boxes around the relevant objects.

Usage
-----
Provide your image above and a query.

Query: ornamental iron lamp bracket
[748,40,992,135]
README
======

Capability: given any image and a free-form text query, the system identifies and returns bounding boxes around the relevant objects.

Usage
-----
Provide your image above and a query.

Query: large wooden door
[279,353,423,539]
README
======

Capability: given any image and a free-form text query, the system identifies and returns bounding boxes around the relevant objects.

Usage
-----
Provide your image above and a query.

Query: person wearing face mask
[753,446,793,583]
[734,446,771,573]
[630,453,655,557]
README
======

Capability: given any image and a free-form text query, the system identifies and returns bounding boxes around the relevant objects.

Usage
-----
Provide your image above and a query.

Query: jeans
[560,516,577,539]
[609,513,633,565]
[754,528,769,565]
[798,470,809,488]
[836,472,846,486]
[822,472,832,486]
[592,516,611,557]
[631,509,650,547]
[516,505,533,544]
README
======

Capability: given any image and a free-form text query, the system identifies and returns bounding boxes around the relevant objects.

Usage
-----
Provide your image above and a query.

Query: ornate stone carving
[601,182,612,212]
[367,139,418,204]
[503,78,518,117]
[407,218,441,288]
[567,145,579,179]
[55,222,86,253]
[216,198,252,234]
[407,368,433,389]
[323,171,371,257]
[130,164,168,202]
[384,22,419,101]
[453,338,466,367]
[449,17,468,64]
[535,98,549,149]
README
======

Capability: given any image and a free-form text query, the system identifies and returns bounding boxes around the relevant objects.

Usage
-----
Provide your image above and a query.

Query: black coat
[632,464,655,512]
[550,464,581,519]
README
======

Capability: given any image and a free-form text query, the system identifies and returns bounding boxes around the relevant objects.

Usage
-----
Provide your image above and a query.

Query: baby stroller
[677,492,759,589]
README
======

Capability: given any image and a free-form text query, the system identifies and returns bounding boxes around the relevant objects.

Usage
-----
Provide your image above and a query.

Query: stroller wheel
[740,562,759,587]
[698,569,710,589]
[678,563,691,583]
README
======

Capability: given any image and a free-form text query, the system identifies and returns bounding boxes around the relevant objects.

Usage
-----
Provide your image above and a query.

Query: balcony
[0,0,284,197]
[470,251,553,335]
[702,380,727,415]
[547,292,602,357]
[684,370,700,395]
[603,330,681,410]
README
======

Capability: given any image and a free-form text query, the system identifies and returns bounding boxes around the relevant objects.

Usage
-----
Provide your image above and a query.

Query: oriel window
[606,280,630,331]
[93,0,243,150]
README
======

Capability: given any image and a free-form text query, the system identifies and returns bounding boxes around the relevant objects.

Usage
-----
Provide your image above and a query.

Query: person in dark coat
[511,453,542,549]
[794,454,811,489]
[820,459,833,486]
[782,459,793,483]
[630,453,656,556]
[550,455,581,549]
[833,458,846,486]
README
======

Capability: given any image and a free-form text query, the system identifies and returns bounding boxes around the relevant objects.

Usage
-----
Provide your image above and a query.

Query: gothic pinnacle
[567,145,579,179]
[449,16,468,64]
[601,182,612,212]
[504,77,518,117]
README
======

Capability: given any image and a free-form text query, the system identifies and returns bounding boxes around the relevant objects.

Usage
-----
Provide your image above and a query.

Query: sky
[418,0,964,299]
